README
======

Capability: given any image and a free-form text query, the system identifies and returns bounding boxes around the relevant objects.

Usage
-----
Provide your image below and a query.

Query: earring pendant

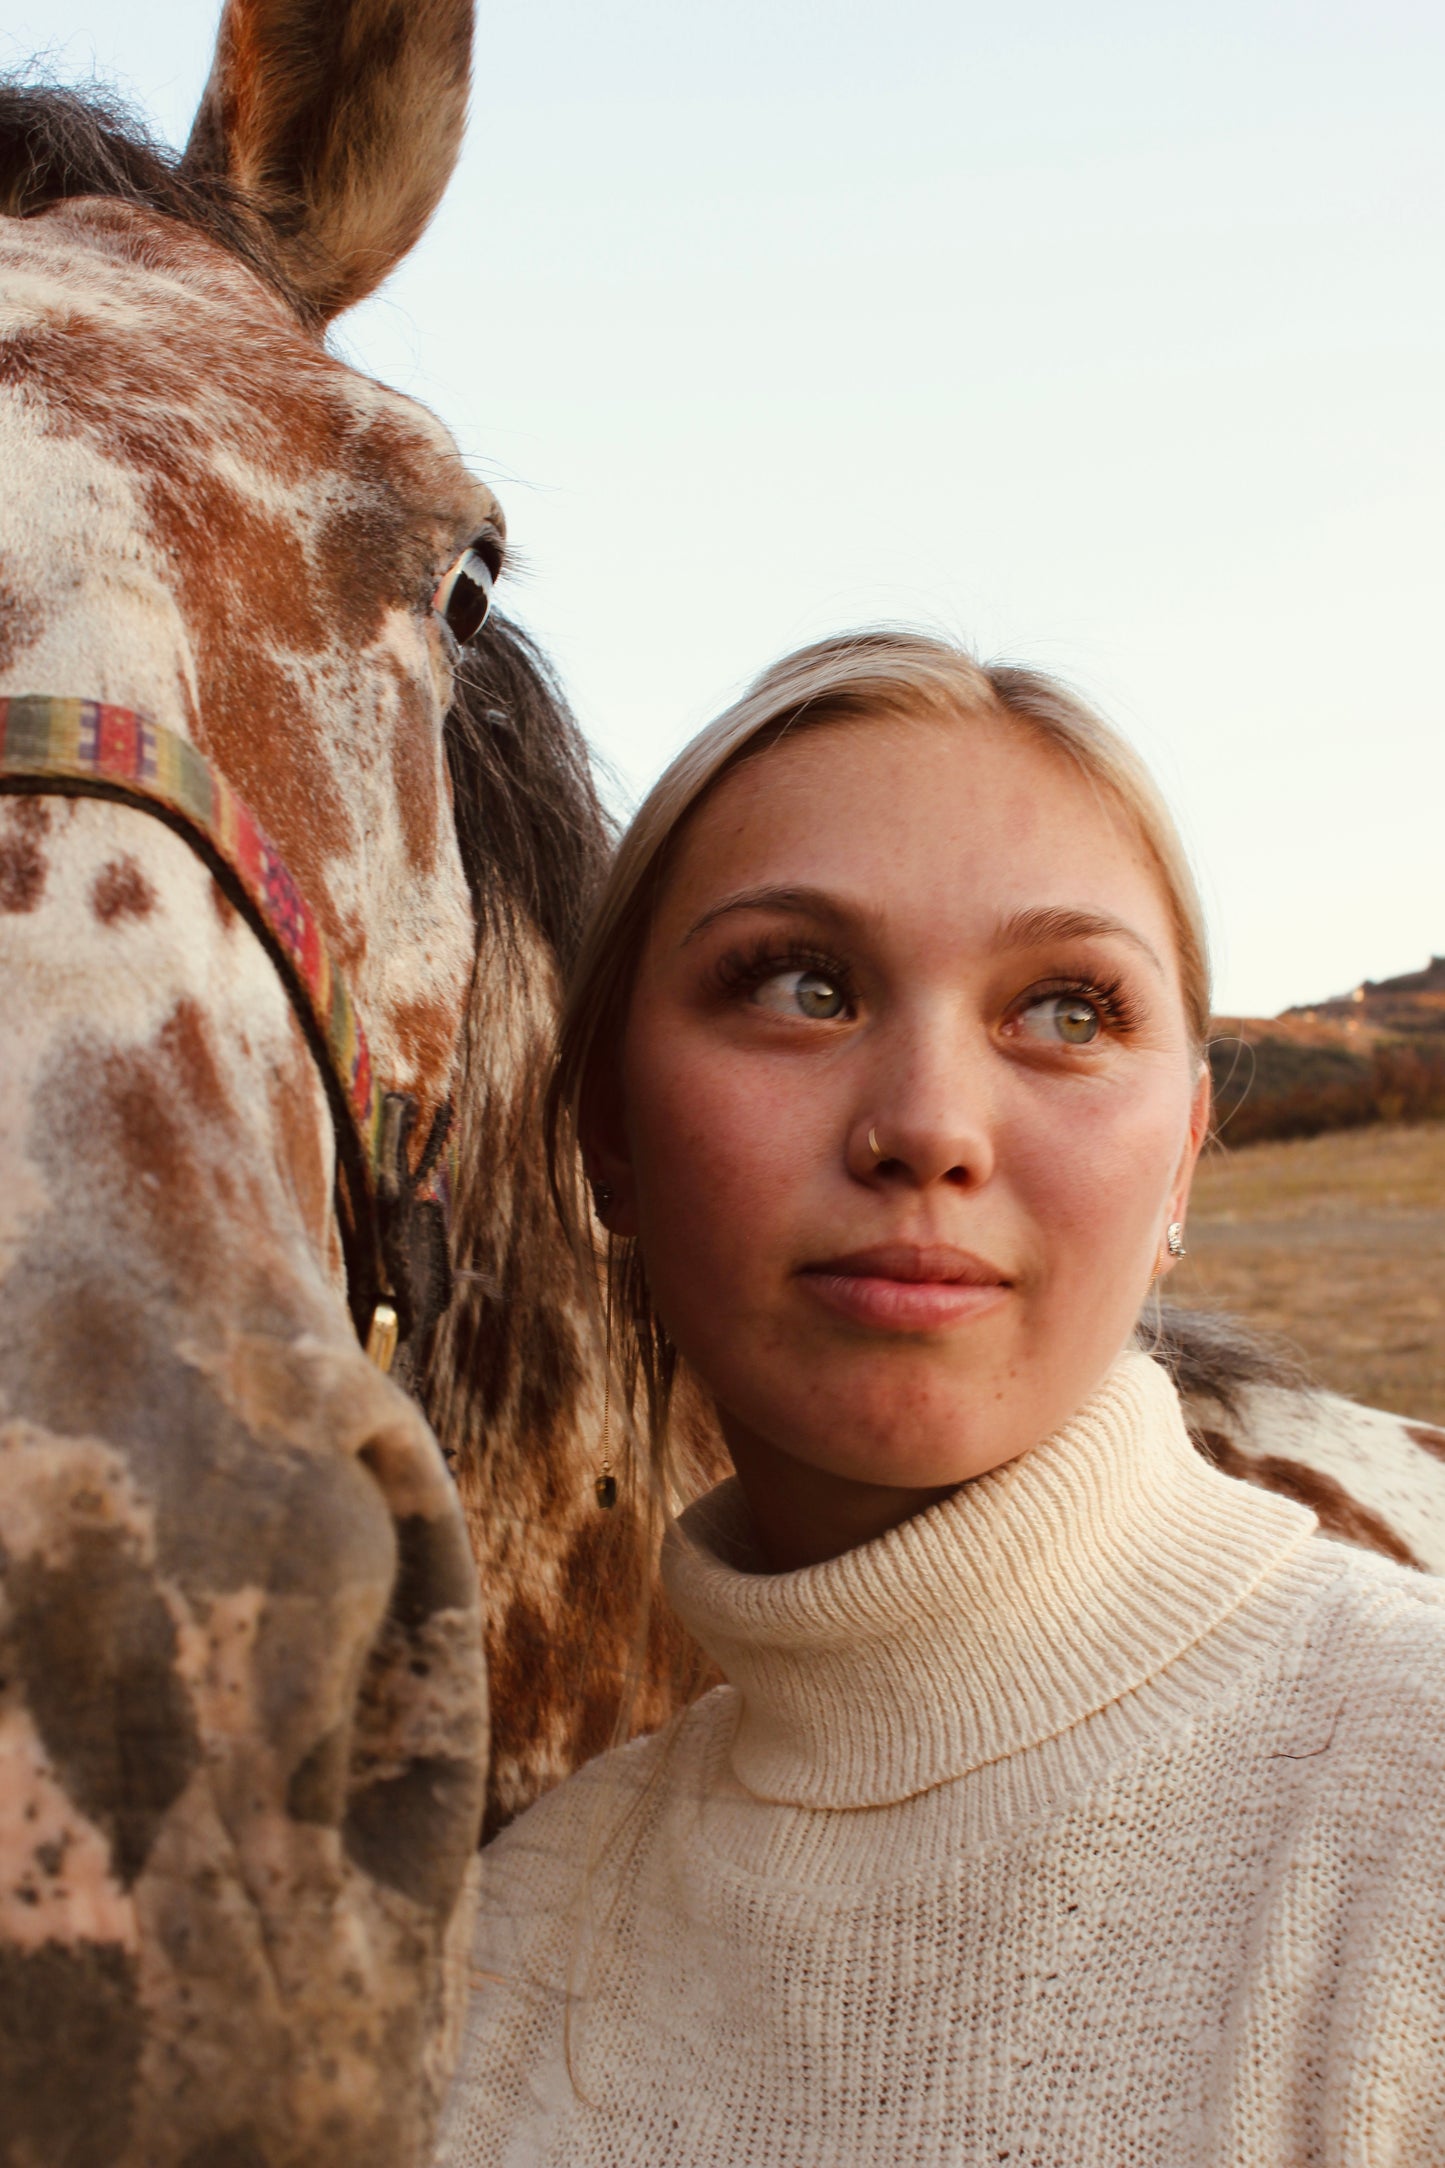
[595,1339,619,1508]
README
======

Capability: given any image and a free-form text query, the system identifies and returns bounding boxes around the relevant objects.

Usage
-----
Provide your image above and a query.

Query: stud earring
[1167,1222,1187,1259]
[590,1179,615,1216]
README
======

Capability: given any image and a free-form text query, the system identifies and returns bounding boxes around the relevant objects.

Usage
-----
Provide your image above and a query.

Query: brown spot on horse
[0,575,40,670]
[1406,1423,1445,1463]
[0,1941,143,2167]
[266,1019,332,1247]
[1194,1427,1425,1570]
[386,654,441,871]
[0,797,49,912]
[91,856,156,923]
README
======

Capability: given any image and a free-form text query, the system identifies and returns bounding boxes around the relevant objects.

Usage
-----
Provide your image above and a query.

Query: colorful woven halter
[0,695,454,1367]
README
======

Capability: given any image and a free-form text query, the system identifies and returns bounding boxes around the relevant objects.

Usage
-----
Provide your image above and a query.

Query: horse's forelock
[0,78,303,316]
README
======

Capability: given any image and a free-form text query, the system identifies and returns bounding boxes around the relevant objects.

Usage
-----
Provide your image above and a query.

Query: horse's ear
[182,0,473,324]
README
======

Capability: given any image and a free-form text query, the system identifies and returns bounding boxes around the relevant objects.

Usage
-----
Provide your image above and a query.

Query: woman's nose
[847,1021,998,1190]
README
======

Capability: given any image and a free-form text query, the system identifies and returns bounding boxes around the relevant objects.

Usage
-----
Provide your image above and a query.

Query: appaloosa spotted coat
[1,7,500,2163]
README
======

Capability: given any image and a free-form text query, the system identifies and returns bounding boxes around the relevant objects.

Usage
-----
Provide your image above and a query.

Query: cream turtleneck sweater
[436,1353,1445,2166]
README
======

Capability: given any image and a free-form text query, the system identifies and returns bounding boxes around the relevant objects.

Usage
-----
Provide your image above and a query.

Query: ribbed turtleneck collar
[661,1352,1316,1809]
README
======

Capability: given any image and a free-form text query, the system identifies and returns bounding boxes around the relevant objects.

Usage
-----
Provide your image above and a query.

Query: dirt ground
[1170,1120,1445,1426]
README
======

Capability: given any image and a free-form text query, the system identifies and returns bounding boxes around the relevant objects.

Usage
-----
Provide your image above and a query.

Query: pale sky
[5,0,1442,1017]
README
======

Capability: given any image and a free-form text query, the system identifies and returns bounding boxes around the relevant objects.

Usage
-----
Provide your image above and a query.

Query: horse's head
[0,5,498,2159]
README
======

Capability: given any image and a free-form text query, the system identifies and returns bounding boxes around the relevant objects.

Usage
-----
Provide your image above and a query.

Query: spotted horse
[0,4,507,2162]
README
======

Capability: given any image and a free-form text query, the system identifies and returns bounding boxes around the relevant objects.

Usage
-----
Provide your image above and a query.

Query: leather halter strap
[0,696,454,1368]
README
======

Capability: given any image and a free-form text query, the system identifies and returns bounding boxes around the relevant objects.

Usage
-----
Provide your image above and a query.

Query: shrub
[1208,1034,1445,1147]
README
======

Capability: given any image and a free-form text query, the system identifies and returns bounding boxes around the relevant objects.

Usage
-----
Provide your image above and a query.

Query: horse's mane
[1149,1303,1310,1418]
[446,616,616,971]
[0,77,300,308]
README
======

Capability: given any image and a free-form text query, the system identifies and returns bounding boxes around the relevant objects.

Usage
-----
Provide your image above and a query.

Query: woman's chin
[741,1399,1034,1500]
[821,1444,1022,1497]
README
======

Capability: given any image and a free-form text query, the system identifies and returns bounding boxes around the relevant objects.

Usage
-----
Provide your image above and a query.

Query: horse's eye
[432,533,501,643]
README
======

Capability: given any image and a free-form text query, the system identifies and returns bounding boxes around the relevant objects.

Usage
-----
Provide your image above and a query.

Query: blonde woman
[437,632,1445,2166]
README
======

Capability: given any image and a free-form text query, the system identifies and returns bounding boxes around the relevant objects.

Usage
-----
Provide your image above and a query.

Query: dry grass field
[1171,1120,1445,1426]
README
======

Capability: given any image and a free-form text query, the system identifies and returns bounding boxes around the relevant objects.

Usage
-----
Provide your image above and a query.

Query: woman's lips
[797,1244,1011,1332]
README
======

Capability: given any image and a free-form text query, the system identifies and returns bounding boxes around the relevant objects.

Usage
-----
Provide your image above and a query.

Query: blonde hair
[548,627,1211,1498]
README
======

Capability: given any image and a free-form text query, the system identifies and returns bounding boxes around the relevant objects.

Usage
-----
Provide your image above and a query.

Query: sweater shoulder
[476,1684,737,1905]
[1289,1542,1445,1771]
[1311,1539,1445,1647]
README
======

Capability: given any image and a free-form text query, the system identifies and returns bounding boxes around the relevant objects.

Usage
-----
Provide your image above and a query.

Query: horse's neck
[1182,1380,1445,1576]
[421,914,721,1835]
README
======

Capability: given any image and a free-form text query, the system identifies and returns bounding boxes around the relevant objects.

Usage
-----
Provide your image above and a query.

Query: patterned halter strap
[0,695,454,1371]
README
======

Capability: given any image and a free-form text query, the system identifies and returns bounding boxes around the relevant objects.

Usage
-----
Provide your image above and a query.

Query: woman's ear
[579,1056,640,1237]
[1160,1062,1212,1270]
[1183,1059,1212,1185]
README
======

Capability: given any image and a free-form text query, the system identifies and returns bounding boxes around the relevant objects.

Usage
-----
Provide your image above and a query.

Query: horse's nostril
[339,1417,488,1913]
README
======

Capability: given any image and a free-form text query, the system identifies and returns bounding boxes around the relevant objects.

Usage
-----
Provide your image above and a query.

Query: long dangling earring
[594,1254,619,1510]
[1166,1221,1187,1259]
[595,1376,618,1510]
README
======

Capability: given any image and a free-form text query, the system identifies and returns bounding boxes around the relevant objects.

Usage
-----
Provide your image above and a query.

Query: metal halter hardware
[0,696,455,1370]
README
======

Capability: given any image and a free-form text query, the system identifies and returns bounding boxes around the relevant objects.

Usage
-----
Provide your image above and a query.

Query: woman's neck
[718,1361,1118,1570]
[723,1420,958,1570]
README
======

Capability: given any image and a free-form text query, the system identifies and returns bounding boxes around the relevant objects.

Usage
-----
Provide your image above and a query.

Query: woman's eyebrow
[680,884,871,947]
[996,905,1166,974]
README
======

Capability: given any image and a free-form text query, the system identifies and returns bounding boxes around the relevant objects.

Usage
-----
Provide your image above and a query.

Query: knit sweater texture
[436,1352,1445,2166]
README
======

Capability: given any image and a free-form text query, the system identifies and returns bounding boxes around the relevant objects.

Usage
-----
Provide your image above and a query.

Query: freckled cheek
[1007,1087,1186,1275]
[624,1036,821,1307]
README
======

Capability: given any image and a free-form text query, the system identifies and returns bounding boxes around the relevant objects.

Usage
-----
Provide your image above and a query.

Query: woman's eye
[752,968,848,1021]
[1016,993,1102,1045]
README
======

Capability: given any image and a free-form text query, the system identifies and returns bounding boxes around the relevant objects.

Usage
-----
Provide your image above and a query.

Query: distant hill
[1282,953,1445,1038]
[1210,957,1445,1145]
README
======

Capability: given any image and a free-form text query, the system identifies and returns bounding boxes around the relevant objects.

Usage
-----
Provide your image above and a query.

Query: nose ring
[868,1126,883,1161]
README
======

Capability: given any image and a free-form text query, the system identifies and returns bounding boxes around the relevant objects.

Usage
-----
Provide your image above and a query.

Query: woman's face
[598,710,1209,1567]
